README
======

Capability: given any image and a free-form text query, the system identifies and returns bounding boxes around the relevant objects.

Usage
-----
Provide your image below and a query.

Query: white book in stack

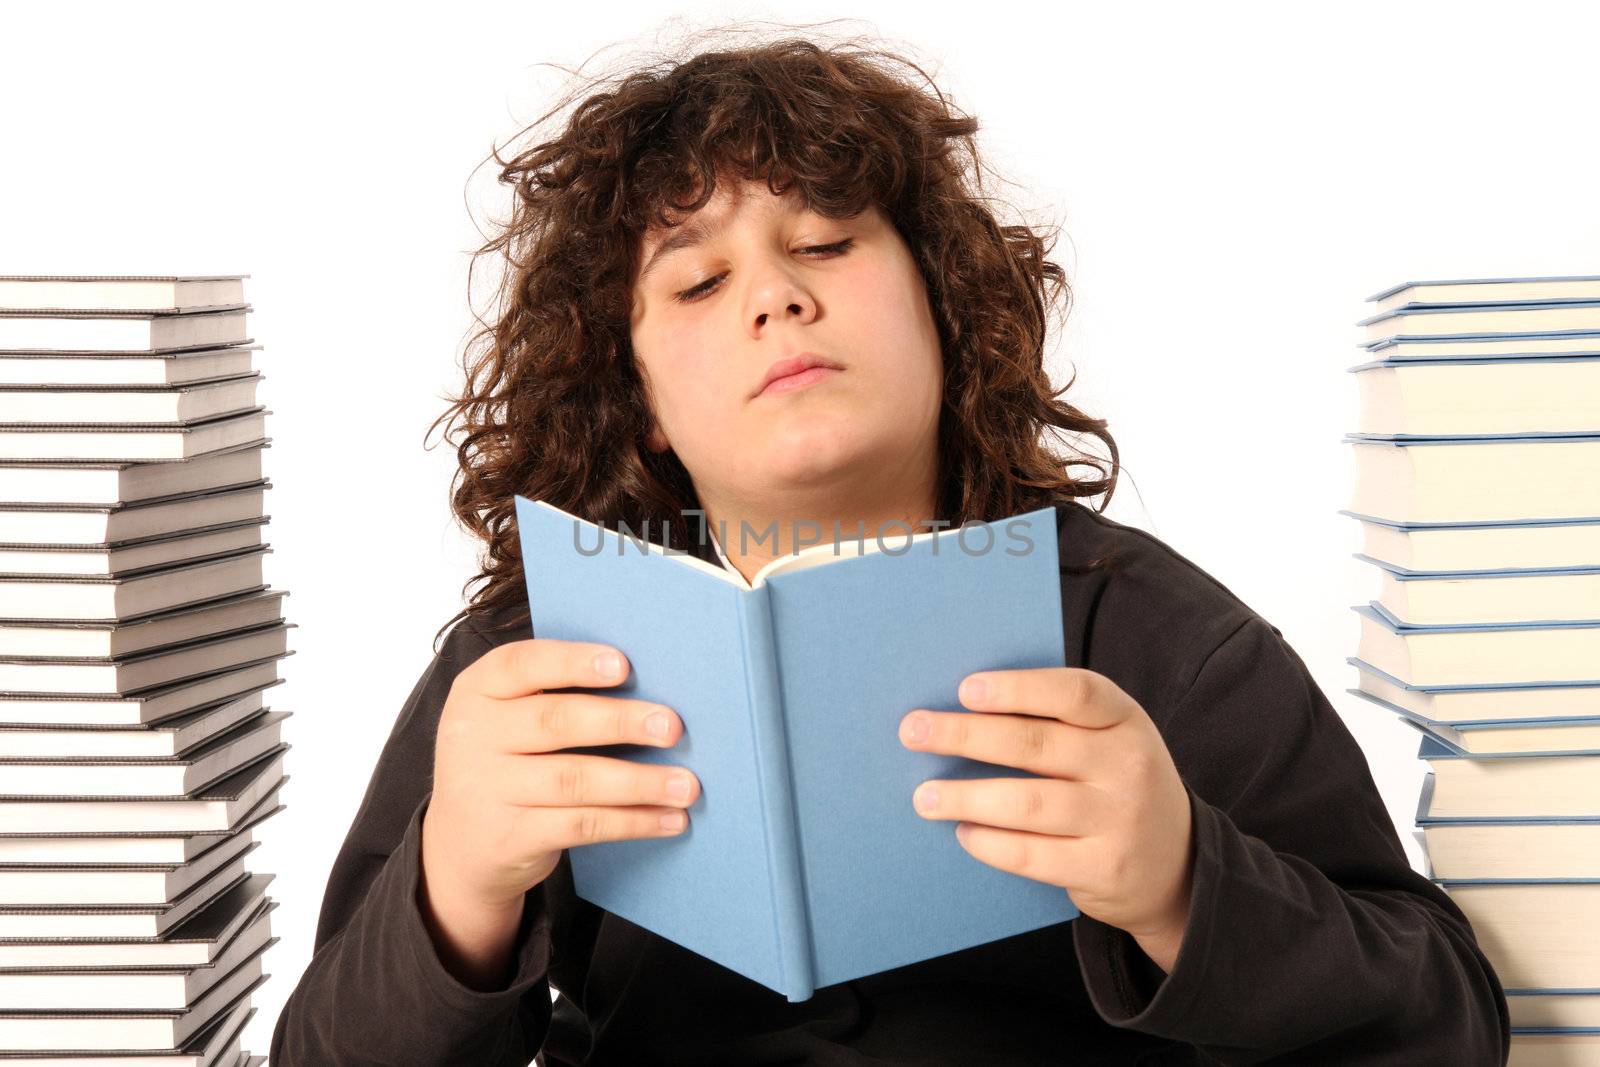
[1345,275,1600,1056]
[0,276,289,1064]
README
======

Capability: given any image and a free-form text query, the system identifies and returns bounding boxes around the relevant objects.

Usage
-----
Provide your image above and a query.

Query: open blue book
[512,496,1078,1002]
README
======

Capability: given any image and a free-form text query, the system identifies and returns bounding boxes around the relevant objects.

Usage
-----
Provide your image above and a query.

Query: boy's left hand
[899,667,1195,973]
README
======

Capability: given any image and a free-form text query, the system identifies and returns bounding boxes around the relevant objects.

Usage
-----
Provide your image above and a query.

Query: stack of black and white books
[1342,275,1600,1065]
[0,276,291,1067]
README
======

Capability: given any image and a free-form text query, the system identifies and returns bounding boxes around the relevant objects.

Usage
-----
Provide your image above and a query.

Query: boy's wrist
[1130,919,1185,975]
[1126,867,1194,975]
[416,843,527,991]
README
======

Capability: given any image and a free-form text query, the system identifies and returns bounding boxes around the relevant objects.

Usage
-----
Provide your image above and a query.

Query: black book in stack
[0,276,290,1066]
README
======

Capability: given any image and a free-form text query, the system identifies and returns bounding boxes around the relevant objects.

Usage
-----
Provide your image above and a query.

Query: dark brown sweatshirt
[270,499,1510,1065]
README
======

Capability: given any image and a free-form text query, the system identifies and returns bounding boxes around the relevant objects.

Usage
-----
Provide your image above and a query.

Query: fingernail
[646,711,669,738]
[660,811,686,831]
[595,651,621,678]
[914,783,940,813]
[906,714,930,743]
[666,773,692,801]
[961,675,988,704]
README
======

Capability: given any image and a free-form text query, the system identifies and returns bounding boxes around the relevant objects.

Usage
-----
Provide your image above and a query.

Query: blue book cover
[1362,336,1600,359]
[1357,299,1600,332]
[1350,685,1600,733]
[1347,656,1600,695]
[1353,600,1600,638]
[1338,511,1600,531]
[1347,353,1600,372]
[1344,430,1600,443]
[1401,716,1600,760]
[1416,734,1600,762]
[1507,1027,1600,1034]
[512,496,1079,1002]
[1353,552,1600,580]
[1366,276,1600,304]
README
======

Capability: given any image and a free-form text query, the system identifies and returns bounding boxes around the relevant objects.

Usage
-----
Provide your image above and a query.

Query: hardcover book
[0,1000,255,1067]
[1344,434,1600,525]
[1416,737,1600,818]
[0,481,269,546]
[0,275,248,314]
[0,344,259,388]
[0,658,286,728]
[0,878,274,970]
[0,408,267,462]
[0,438,266,506]
[1368,275,1600,313]
[0,748,287,835]
[0,591,284,660]
[1348,356,1600,437]
[0,519,267,578]
[0,710,290,799]
[0,689,269,759]
[1356,554,1600,627]
[0,547,270,622]
[0,834,260,908]
[1362,333,1600,360]
[1352,601,1600,687]
[1433,878,1600,990]
[514,496,1078,1002]
[0,623,291,696]
[1341,512,1600,573]
[0,965,268,1051]
[0,375,262,425]
[1360,300,1600,343]
[0,908,273,1010]
[0,307,249,354]
[1348,657,1600,723]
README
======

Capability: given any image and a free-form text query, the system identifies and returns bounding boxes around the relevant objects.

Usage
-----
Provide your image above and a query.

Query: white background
[4,1,1599,1058]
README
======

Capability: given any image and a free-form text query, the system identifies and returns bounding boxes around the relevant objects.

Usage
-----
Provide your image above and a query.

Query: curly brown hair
[426,26,1120,650]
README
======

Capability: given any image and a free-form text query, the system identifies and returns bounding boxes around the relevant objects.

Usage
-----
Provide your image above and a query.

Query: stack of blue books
[1342,275,1600,1060]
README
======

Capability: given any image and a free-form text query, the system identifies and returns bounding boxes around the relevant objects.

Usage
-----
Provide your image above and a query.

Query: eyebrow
[637,195,815,286]
[638,216,727,286]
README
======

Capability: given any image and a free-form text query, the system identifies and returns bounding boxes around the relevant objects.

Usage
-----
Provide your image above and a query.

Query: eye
[672,238,854,305]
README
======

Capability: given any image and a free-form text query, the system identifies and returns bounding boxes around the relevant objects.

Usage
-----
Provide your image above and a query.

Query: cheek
[639,332,729,429]
[845,260,941,371]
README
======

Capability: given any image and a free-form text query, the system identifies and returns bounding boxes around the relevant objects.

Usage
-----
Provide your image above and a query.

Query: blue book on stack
[512,496,1079,1002]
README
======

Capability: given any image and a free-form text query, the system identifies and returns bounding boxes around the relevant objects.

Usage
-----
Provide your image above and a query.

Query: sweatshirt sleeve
[1072,617,1511,1065]
[269,619,555,1066]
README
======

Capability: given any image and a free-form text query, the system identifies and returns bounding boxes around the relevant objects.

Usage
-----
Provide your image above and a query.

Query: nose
[748,260,819,336]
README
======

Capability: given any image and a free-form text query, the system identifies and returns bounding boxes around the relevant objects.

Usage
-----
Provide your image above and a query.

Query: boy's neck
[696,497,941,587]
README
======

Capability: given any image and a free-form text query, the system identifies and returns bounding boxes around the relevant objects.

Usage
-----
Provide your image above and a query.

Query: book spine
[736,584,815,1002]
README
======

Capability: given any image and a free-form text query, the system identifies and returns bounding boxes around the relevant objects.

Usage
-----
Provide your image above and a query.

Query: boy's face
[629,176,944,515]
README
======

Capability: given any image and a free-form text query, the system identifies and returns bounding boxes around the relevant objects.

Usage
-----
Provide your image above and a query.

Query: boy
[272,34,1508,1065]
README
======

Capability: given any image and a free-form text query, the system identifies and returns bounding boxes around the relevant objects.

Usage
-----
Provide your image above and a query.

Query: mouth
[753,353,845,399]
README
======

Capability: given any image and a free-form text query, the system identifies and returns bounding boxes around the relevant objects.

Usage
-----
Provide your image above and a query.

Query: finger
[952,820,1096,892]
[492,752,701,810]
[470,638,631,700]
[899,707,1108,779]
[958,667,1141,730]
[488,691,682,753]
[912,776,1106,837]
[513,803,691,852]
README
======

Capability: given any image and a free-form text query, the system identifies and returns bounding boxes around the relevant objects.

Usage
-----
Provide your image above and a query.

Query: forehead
[642,178,802,246]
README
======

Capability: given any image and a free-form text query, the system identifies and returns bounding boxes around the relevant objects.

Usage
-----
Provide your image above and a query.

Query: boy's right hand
[420,638,699,915]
